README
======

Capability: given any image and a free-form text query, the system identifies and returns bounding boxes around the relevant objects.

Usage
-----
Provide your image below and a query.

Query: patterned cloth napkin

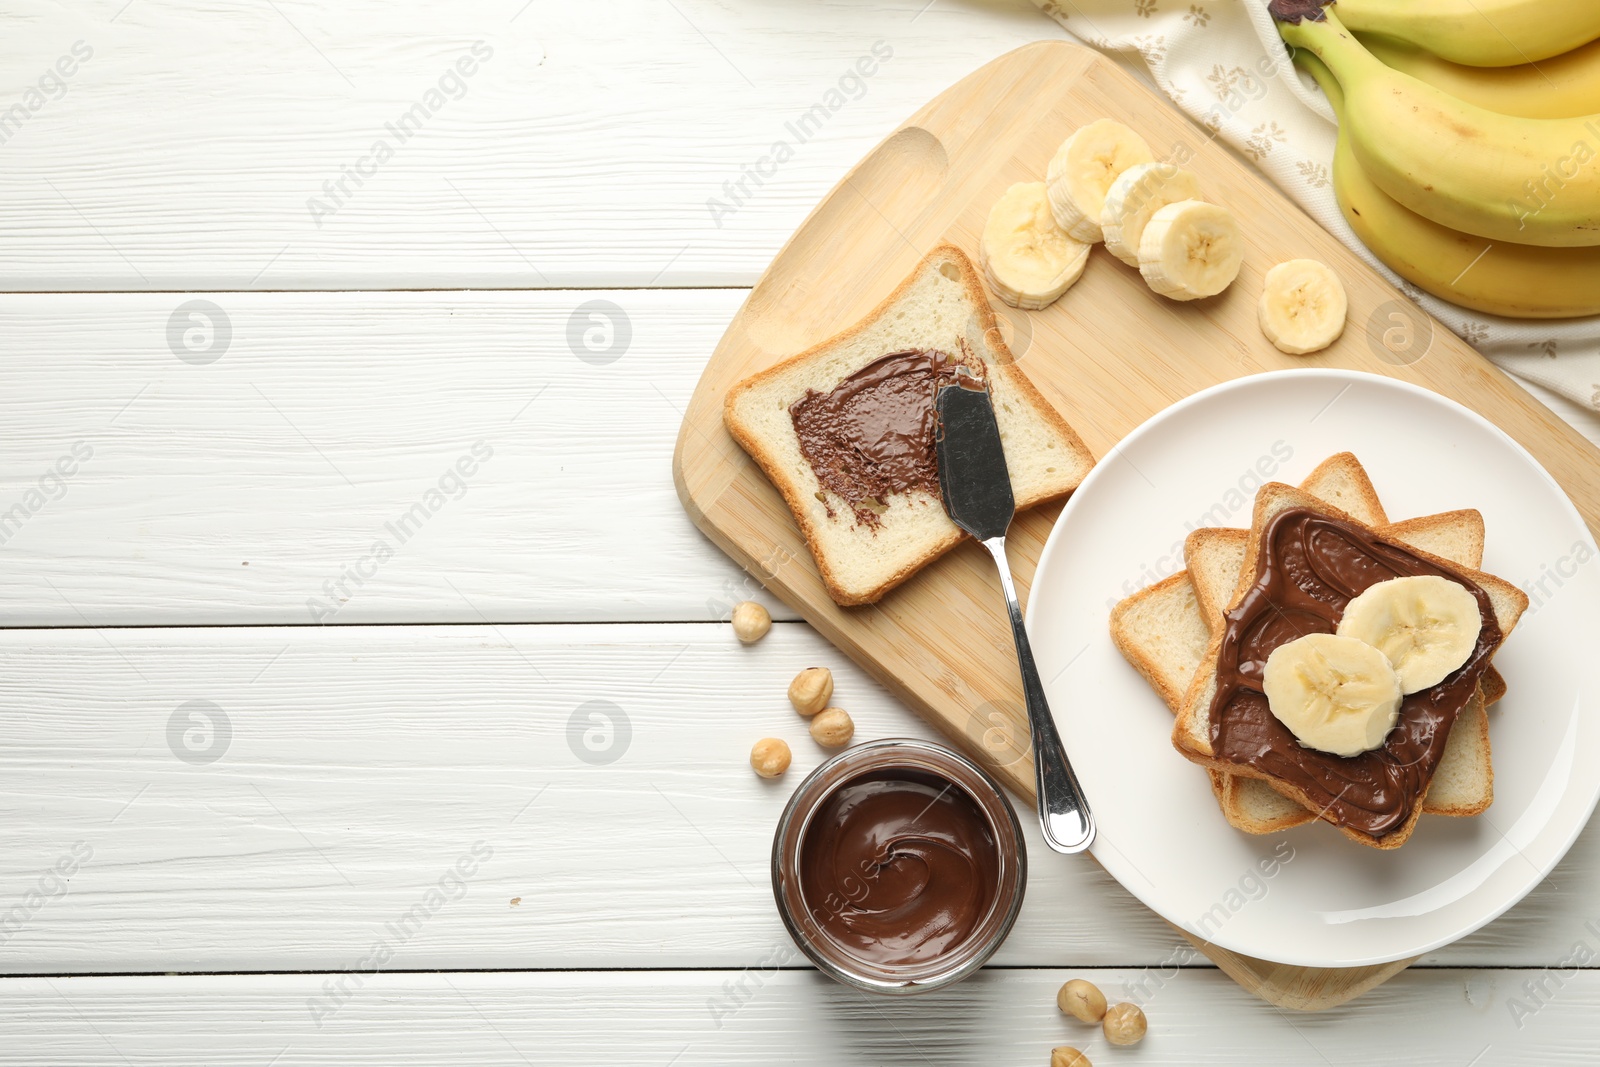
[1033,0,1600,412]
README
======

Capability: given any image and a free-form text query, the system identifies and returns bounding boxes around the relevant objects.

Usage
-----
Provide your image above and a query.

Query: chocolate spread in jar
[797,770,999,967]
[789,349,978,528]
[1210,506,1502,837]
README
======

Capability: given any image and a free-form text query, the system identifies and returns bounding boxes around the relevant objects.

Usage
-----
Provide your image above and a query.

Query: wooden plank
[0,0,1056,289]
[0,289,799,625]
[0,621,1591,973]
[0,968,1594,1064]
[673,41,1600,1008]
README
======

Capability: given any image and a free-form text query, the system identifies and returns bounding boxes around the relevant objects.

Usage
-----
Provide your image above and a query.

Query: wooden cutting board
[672,40,1600,1010]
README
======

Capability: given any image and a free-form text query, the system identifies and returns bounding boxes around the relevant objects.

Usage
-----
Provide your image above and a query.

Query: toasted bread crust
[723,244,1093,606]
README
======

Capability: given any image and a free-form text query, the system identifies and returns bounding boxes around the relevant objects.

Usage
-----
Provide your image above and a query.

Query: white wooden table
[3,2,1599,1062]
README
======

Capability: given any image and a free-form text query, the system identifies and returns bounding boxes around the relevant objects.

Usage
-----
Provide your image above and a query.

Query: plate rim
[1027,367,1600,968]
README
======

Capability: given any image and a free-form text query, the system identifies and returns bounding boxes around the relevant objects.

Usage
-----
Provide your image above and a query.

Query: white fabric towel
[1034,0,1600,412]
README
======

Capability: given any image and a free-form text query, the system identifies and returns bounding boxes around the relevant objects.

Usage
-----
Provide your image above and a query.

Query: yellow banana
[1329,0,1600,67]
[1277,4,1600,248]
[1361,32,1600,120]
[1296,50,1600,319]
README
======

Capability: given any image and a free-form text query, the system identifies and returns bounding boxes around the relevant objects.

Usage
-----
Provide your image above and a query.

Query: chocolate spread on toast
[1209,506,1500,837]
[789,349,977,527]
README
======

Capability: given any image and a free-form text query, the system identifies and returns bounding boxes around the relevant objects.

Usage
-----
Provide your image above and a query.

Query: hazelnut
[1050,1048,1091,1067]
[731,601,771,643]
[750,738,791,778]
[809,707,855,748]
[1102,1002,1146,1047]
[787,667,834,716]
[1056,978,1106,1023]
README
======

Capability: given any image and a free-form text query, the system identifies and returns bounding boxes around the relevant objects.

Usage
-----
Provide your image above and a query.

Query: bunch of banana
[1274,0,1600,317]
[1297,51,1600,319]
[1331,0,1600,67]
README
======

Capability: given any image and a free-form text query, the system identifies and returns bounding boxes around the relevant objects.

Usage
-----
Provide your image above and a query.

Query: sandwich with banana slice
[1171,481,1528,850]
[1112,453,1504,836]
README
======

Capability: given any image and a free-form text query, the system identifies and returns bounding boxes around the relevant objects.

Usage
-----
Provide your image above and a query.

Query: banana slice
[1262,632,1404,757]
[1337,575,1482,694]
[979,181,1091,311]
[1137,200,1243,301]
[1259,259,1348,355]
[1101,162,1202,267]
[1046,119,1154,244]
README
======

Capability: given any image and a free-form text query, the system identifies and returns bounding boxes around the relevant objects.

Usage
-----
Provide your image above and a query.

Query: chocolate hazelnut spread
[1210,506,1502,837]
[789,349,977,527]
[797,770,999,966]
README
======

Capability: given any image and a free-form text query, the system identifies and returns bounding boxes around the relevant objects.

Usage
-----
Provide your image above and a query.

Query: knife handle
[982,535,1096,855]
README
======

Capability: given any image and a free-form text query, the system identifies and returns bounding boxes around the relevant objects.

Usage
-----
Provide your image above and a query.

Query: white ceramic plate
[1027,369,1600,968]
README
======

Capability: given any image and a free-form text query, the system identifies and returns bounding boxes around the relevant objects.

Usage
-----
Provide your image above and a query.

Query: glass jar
[771,737,1027,995]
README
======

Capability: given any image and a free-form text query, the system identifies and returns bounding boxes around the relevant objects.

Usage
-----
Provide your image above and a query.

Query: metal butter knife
[934,380,1095,855]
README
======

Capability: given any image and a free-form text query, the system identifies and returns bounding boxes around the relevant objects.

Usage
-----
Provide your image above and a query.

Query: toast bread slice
[1172,483,1528,850]
[724,245,1094,606]
[1188,510,1503,831]
[1106,571,1213,716]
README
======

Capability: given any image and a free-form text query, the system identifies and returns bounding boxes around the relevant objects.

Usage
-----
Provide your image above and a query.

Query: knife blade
[934,378,1015,541]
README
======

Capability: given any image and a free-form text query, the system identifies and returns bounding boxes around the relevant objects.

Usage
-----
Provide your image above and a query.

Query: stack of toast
[1112,453,1527,849]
